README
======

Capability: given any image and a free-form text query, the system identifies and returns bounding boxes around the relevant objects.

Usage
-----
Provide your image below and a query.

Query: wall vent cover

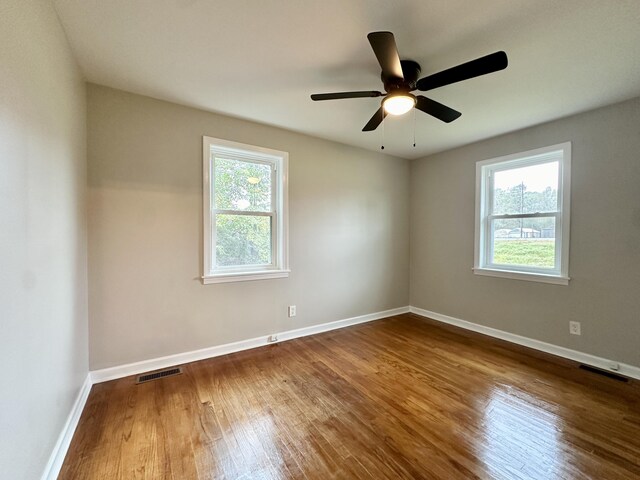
[579,364,628,382]
[136,367,183,384]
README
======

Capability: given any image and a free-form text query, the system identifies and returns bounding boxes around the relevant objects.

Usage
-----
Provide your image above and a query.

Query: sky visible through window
[494,161,558,192]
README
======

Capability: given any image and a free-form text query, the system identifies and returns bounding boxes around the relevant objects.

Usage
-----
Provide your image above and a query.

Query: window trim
[473,142,571,285]
[202,137,289,284]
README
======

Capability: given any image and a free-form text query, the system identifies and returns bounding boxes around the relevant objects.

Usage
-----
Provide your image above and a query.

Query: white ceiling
[53,0,640,159]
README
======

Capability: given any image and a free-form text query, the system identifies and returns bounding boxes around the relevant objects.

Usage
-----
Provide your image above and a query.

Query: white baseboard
[276,306,408,342]
[409,306,640,380]
[41,373,92,480]
[91,306,410,384]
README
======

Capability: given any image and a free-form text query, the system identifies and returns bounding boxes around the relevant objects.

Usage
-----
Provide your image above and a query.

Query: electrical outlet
[268,334,278,343]
[569,321,581,335]
[288,305,296,317]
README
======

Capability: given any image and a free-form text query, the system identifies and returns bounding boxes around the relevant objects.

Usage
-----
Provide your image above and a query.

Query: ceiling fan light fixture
[383,93,416,116]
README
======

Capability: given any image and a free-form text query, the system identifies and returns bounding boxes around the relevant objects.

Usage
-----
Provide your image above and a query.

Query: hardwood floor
[60,314,640,479]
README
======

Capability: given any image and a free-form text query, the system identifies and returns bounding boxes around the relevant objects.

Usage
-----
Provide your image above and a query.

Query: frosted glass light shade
[383,94,415,115]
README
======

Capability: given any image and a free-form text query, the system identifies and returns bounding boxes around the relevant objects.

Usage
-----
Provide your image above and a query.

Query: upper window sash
[210,155,276,214]
[485,158,562,215]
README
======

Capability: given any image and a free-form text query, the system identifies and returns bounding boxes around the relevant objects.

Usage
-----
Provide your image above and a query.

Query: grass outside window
[493,239,555,268]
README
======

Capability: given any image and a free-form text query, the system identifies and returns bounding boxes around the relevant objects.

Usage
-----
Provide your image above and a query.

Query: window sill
[202,269,290,284]
[473,267,570,285]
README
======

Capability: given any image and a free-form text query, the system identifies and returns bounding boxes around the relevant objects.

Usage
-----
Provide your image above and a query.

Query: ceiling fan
[311,31,508,132]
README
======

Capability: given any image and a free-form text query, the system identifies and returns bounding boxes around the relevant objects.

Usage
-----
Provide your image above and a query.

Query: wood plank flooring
[60,314,640,479]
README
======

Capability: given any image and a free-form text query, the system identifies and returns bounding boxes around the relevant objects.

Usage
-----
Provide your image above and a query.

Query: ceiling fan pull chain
[381,108,385,150]
[413,108,416,147]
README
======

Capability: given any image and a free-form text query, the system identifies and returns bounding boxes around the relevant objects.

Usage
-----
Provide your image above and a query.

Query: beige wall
[0,0,88,478]
[411,97,640,367]
[87,85,410,370]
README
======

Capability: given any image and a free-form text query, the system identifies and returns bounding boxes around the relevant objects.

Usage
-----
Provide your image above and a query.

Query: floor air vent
[579,364,628,382]
[136,367,183,384]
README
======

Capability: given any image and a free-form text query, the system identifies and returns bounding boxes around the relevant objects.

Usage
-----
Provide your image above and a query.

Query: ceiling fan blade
[367,31,404,80]
[415,96,462,123]
[416,51,508,92]
[362,106,387,131]
[311,91,383,101]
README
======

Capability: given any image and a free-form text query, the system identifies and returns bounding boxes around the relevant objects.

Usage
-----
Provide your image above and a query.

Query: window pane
[493,161,558,214]
[491,218,555,268]
[214,157,272,212]
[215,214,272,267]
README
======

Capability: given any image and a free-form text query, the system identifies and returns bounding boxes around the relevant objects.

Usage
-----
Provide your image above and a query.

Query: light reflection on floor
[225,411,281,478]
[480,385,565,480]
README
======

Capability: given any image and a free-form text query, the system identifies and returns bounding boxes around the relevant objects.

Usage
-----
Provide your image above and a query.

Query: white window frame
[202,136,289,284]
[474,142,571,285]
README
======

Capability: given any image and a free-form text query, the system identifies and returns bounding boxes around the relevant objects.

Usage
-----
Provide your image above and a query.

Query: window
[202,137,289,283]
[474,142,571,285]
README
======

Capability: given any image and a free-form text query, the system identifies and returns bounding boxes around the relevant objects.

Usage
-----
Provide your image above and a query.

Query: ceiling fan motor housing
[382,60,422,92]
